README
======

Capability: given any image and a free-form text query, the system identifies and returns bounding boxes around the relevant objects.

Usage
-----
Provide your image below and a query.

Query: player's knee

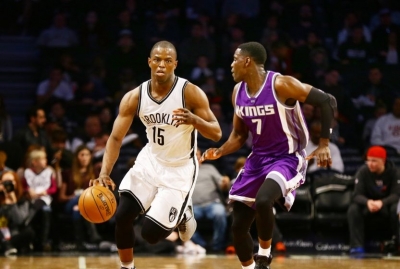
[255,195,274,212]
[141,229,161,244]
[141,217,169,244]
[115,194,141,226]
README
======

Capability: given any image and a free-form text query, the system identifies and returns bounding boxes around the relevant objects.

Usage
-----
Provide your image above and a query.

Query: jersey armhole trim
[271,73,297,110]
[136,84,142,115]
[182,80,189,108]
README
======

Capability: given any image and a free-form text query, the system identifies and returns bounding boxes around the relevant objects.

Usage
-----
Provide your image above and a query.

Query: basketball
[78,185,117,223]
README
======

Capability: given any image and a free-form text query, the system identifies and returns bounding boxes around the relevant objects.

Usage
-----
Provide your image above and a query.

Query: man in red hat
[347,146,400,255]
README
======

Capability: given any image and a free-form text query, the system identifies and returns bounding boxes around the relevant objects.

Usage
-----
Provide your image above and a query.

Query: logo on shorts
[169,207,177,222]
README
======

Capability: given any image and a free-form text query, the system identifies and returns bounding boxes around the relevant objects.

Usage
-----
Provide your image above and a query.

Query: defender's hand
[90,175,116,191]
[305,145,332,168]
[200,148,222,163]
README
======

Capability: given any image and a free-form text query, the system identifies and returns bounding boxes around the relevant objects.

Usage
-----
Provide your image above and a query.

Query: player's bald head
[150,41,177,59]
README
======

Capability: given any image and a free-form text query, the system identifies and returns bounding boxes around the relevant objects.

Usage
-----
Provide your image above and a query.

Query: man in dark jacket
[347,146,400,254]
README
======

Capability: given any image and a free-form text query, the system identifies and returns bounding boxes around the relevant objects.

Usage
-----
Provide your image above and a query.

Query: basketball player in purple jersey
[201,42,337,269]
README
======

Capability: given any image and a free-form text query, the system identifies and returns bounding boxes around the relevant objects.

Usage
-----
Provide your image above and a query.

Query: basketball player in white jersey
[89,41,221,269]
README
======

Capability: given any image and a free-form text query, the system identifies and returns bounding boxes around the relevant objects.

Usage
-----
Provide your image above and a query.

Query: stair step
[0,35,41,133]
[4,99,36,114]
[0,67,38,73]
[0,35,36,43]
[0,53,39,63]
[0,74,39,83]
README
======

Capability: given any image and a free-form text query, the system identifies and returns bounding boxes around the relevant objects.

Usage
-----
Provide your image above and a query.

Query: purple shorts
[229,150,307,211]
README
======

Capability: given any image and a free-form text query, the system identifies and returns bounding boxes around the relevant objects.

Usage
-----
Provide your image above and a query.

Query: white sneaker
[177,204,197,241]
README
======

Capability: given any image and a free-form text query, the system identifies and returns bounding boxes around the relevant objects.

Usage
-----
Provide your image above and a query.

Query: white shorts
[119,146,198,230]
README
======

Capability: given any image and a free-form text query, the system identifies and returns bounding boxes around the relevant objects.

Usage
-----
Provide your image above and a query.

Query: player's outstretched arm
[201,84,249,162]
[275,75,337,168]
[174,82,222,142]
[90,88,139,190]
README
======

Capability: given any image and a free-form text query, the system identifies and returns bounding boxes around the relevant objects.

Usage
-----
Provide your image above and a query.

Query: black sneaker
[120,267,135,269]
[254,254,273,269]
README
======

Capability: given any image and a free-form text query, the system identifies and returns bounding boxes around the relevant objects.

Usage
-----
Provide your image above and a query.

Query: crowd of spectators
[0,0,400,256]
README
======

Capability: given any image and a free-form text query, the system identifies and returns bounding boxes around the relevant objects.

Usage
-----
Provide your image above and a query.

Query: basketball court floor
[1,253,399,269]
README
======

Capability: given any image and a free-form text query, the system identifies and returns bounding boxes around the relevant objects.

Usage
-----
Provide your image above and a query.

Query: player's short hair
[238,42,267,65]
[150,41,177,59]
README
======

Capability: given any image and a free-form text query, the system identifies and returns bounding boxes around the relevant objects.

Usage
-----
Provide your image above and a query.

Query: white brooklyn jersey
[137,76,197,165]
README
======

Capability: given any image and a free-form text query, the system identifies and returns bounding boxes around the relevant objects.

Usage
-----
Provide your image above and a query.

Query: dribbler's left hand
[305,145,332,168]
[172,108,198,127]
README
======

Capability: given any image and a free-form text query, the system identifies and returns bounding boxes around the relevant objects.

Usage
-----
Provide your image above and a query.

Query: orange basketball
[78,185,117,223]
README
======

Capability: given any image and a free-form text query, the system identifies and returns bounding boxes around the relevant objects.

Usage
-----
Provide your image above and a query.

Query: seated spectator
[292,31,325,83]
[221,0,259,19]
[105,29,145,95]
[352,66,396,121]
[70,113,103,153]
[377,31,400,65]
[49,128,73,175]
[78,10,110,63]
[57,53,81,91]
[12,106,53,163]
[113,68,139,104]
[191,149,230,253]
[305,120,344,173]
[362,102,387,148]
[98,105,115,135]
[57,145,102,250]
[190,56,213,86]
[269,40,294,75]
[36,66,74,111]
[0,151,12,178]
[0,171,35,256]
[370,97,400,154]
[289,4,321,48]
[337,24,373,66]
[48,101,78,140]
[372,9,400,53]
[21,149,57,251]
[398,199,400,248]
[318,69,357,125]
[143,8,181,52]
[337,11,371,46]
[347,146,400,255]
[179,22,216,69]
[36,12,78,67]
[0,94,13,143]
[301,103,315,129]
[74,75,109,119]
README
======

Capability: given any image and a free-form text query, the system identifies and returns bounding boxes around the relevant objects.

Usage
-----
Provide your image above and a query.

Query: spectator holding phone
[0,171,35,256]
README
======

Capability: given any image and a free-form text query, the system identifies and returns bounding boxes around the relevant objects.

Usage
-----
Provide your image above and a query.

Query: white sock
[121,261,134,269]
[258,245,271,256]
[242,262,255,269]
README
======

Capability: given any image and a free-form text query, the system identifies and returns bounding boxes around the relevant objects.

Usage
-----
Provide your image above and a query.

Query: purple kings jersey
[235,71,309,156]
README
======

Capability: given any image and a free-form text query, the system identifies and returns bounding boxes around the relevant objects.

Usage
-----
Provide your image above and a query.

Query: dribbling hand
[200,148,222,163]
[89,175,116,191]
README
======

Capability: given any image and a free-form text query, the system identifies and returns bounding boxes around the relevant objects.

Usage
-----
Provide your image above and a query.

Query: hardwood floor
[0,254,399,269]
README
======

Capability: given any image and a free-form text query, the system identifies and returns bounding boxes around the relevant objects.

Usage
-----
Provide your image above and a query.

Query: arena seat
[310,171,354,229]
[275,185,314,230]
